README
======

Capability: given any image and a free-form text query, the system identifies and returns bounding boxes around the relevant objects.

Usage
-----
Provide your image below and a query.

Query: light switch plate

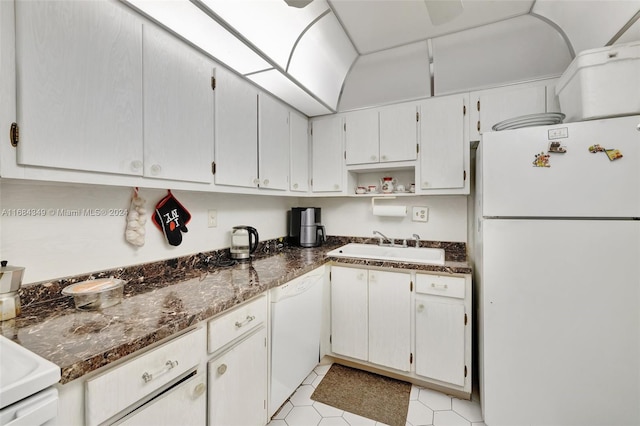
[208,209,217,228]
[412,206,428,222]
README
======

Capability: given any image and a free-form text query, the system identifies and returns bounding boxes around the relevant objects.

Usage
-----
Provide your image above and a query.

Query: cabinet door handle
[130,160,142,172]
[193,382,206,398]
[235,315,255,328]
[370,155,377,161]
[417,303,425,313]
[150,164,162,176]
[263,179,270,186]
[217,364,227,375]
[253,178,260,186]
[293,183,299,189]
[381,155,387,161]
[142,360,178,383]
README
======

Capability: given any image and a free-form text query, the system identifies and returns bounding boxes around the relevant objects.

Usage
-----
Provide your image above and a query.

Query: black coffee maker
[289,207,326,247]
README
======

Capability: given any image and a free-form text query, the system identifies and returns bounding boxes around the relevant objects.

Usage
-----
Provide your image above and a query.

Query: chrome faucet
[373,230,394,246]
[412,234,421,248]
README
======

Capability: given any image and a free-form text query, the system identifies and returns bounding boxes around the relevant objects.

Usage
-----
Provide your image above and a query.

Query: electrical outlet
[207,209,217,228]
[412,206,428,222]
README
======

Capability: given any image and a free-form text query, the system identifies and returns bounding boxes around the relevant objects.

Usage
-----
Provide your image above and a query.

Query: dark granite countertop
[1,237,471,385]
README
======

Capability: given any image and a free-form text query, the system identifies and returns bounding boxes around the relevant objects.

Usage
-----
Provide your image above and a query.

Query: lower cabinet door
[208,327,267,426]
[330,266,368,361]
[118,372,207,426]
[368,269,411,371]
[415,297,466,386]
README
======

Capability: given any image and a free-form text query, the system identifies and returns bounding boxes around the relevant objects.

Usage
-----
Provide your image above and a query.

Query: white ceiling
[123,0,640,116]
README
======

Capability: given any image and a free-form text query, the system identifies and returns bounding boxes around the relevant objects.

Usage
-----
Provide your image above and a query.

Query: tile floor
[268,363,485,426]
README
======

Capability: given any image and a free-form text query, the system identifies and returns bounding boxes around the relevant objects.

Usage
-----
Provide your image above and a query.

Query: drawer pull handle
[431,283,448,290]
[217,364,227,375]
[142,360,178,383]
[235,315,255,328]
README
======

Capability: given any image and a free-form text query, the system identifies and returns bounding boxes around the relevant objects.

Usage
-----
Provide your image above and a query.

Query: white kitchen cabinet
[258,94,289,190]
[214,66,259,188]
[345,109,379,165]
[330,265,411,372]
[345,103,417,166]
[207,295,268,426]
[419,93,469,193]
[143,25,214,183]
[469,80,553,141]
[208,328,267,426]
[368,269,412,371]
[330,266,368,360]
[289,111,310,192]
[311,115,344,193]
[414,274,470,388]
[214,71,291,191]
[85,327,207,426]
[378,103,418,164]
[14,0,144,175]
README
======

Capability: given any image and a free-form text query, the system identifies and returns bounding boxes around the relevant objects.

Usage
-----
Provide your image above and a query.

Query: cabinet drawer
[416,274,465,299]
[208,295,267,354]
[86,327,206,426]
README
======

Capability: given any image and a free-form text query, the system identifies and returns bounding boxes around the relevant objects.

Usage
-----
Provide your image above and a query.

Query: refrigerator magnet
[605,149,623,161]
[548,141,566,153]
[533,152,551,167]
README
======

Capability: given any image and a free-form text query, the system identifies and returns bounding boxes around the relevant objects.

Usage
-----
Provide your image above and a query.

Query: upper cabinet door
[214,67,258,188]
[258,95,289,191]
[420,93,468,191]
[470,83,547,141]
[143,25,214,183]
[379,104,418,163]
[289,112,310,192]
[15,0,143,175]
[345,109,378,165]
[311,115,344,193]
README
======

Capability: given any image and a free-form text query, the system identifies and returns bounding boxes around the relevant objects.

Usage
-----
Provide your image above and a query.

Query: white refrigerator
[476,115,640,426]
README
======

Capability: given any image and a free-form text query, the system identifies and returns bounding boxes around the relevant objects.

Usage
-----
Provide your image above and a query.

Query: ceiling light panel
[199,0,330,70]
[247,69,332,116]
[288,12,357,108]
[122,0,270,74]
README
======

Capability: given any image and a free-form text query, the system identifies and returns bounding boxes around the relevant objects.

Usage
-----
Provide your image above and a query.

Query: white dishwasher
[269,267,324,417]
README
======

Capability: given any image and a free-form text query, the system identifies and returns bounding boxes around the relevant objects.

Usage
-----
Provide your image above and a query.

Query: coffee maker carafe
[289,207,325,247]
[230,226,259,260]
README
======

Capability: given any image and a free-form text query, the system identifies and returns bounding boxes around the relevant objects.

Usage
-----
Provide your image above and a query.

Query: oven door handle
[7,389,58,426]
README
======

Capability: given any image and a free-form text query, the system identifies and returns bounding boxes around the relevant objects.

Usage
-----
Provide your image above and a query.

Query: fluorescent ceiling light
[121,0,270,74]
[199,0,329,70]
[247,69,332,116]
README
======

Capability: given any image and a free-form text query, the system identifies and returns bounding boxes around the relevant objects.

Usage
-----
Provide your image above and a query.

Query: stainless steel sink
[0,335,60,408]
[326,243,445,265]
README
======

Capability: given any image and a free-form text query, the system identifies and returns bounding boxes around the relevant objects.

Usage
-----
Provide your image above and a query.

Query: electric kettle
[230,226,259,260]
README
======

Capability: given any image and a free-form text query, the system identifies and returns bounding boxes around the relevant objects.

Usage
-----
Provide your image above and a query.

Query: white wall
[0,181,468,284]
[311,195,468,243]
[0,180,297,284]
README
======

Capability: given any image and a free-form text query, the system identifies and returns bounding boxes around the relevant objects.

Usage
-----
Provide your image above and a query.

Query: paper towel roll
[372,205,407,217]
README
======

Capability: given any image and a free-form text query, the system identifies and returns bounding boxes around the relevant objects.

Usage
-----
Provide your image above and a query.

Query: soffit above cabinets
[328,0,534,55]
[121,0,640,117]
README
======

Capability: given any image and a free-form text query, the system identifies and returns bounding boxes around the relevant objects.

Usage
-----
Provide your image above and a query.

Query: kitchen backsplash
[0,181,468,284]
[18,236,466,308]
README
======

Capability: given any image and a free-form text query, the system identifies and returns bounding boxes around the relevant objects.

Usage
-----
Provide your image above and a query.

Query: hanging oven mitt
[152,190,191,246]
